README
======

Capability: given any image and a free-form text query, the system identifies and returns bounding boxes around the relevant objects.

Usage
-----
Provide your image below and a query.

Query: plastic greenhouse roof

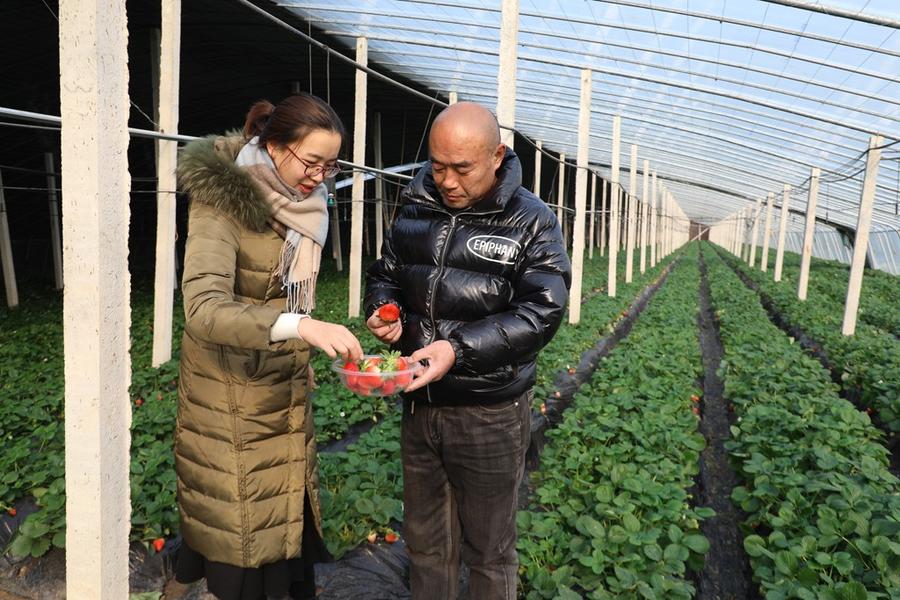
[276,0,900,235]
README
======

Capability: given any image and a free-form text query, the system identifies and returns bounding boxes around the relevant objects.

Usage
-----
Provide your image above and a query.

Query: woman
[173,93,362,600]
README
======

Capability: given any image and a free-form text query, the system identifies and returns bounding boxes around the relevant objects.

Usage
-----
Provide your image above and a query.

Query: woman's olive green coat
[175,135,323,568]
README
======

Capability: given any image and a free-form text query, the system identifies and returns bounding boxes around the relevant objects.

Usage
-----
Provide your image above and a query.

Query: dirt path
[695,250,755,600]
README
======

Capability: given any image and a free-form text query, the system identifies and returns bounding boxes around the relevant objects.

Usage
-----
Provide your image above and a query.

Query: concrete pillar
[533,140,542,196]
[374,112,384,259]
[45,153,64,290]
[649,171,657,268]
[625,144,637,283]
[842,135,883,336]
[639,159,648,274]
[448,91,458,105]
[496,0,518,149]
[600,178,607,257]
[59,0,132,595]
[151,0,181,367]
[760,192,774,272]
[568,69,591,324]
[588,171,596,260]
[798,167,820,301]
[349,37,367,318]
[557,153,565,228]
[774,184,791,282]
[607,115,620,297]
[0,173,18,308]
[748,198,762,267]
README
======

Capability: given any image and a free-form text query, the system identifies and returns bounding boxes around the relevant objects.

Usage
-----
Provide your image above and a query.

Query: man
[364,102,571,599]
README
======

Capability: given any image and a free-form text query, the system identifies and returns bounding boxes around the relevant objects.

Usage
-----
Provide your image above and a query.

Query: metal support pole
[45,153,64,290]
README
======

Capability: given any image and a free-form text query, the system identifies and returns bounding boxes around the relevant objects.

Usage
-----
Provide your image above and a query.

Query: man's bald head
[428,102,506,209]
[430,102,501,152]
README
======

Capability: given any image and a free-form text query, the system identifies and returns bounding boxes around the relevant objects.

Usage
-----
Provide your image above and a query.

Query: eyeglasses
[284,145,342,178]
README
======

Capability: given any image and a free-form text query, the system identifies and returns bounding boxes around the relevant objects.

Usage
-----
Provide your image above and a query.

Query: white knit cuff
[269,313,309,342]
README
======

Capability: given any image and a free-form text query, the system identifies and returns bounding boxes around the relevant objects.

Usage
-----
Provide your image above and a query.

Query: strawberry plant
[703,244,900,597]
[719,249,900,435]
[519,250,710,599]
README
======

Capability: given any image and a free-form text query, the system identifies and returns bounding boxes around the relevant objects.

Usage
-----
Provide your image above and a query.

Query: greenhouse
[0,0,897,598]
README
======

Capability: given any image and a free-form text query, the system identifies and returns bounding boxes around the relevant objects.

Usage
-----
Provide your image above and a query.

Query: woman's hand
[297,318,364,361]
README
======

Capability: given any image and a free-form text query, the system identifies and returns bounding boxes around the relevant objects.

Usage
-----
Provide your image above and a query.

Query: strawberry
[134,398,143,407]
[7,508,16,517]
[377,303,401,323]
[343,361,361,387]
[367,532,377,544]
[380,380,397,395]
[690,394,700,403]
[384,532,399,544]
[691,406,700,416]
[152,538,165,553]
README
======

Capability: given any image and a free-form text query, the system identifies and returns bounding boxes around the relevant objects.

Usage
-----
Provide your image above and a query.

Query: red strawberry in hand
[378,303,401,323]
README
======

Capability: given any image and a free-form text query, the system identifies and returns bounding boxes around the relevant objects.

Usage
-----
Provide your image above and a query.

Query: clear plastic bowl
[331,355,422,396]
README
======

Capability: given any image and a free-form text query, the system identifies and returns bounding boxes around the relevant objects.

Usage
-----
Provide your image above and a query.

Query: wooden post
[625,144,637,283]
[639,159,648,274]
[569,69,591,324]
[748,198,762,267]
[496,0,518,149]
[0,173,18,308]
[348,37,367,318]
[842,135,883,336]
[557,153,565,226]
[533,140,542,196]
[588,171,596,260]
[60,0,132,594]
[607,115,620,297]
[151,0,180,367]
[373,112,384,259]
[774,184,791,282]
[649,171,657,268]
[600,178,607,257]
[798,167,820,301]
[45,153,64,290]
[760,192,774,272]
[327,180,342,271]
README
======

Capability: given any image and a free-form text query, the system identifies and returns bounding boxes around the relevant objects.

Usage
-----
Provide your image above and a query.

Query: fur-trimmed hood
[177,134,270,231]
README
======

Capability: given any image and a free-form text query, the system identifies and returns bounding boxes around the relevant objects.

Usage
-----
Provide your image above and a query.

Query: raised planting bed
[703,244,900,598]
[518,250,710,599]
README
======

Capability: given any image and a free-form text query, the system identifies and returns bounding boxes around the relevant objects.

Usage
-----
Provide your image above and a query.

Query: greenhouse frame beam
[365,0,900,57]
[759,0,900,29]
[324,30,894,132]
[374,50,886,156]
[315,16,900,110]
[296,5,898,83]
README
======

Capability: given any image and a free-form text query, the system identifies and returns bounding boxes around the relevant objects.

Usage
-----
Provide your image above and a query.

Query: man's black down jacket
[364,148,572,405]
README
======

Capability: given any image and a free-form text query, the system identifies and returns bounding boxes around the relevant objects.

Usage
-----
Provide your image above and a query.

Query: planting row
[755,249,897,335]
[720,249,900,435]
[703,244,900,598]
[518,247,709,599]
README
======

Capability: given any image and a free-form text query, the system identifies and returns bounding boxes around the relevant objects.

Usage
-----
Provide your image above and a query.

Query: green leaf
[643,543,662,561]
[744,535,766,557]
[622,513,641,534]
[8,535,32,558]
[353,497,375,515]
[683,534,709,554]
[838,582,867,600]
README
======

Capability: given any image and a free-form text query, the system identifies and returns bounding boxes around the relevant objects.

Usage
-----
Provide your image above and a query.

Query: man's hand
[366,311,403,344]
[404,340,456,393]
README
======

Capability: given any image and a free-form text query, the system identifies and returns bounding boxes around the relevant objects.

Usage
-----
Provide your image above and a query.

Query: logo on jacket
[466,235,522,265]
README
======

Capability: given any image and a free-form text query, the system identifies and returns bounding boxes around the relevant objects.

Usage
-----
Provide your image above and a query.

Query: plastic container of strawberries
[331,354,422,396]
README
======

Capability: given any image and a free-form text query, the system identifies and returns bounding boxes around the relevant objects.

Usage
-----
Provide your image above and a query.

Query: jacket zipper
[424,212,458,405]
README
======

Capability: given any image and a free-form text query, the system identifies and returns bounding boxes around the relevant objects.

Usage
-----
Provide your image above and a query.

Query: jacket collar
[404,147,522,215]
